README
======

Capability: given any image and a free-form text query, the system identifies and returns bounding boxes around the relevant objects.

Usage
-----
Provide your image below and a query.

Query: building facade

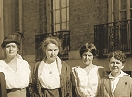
[0,0,132,66]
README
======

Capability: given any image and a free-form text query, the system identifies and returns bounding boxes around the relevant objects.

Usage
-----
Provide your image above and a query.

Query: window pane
[120,11,127,20]
[67,0,69,7]
[55,24,60,31]
[53,0,56,10]
[67,22,69,30]
[113,12,119,21]
[54,0,60,9]
[62,8,66,22]
[130,10,132,18]
[121,0,126,10]
[50,0,69,32]
[67,7,69,21]
[61,0,66,8]
[131,0,132,8]
[113,0,119,11]
[62,23,66,30]
[50,11,54,25]
[55,10,60,23]
[53,11,56,24]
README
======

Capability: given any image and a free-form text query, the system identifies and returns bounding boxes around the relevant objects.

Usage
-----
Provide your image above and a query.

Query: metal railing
[94,19,132,58]
[35,30,70,61]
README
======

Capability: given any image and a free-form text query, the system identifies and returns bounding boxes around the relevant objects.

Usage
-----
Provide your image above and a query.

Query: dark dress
[0,72,7,97]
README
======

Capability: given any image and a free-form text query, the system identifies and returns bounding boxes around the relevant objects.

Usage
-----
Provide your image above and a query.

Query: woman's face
[82,51,94,66]
[109,57,124,75]
[5,43,18,57]
[45,43,59,63]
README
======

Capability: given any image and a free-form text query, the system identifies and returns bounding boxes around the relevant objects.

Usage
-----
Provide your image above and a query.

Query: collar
[108,70,128,79]
[42,56,62,74]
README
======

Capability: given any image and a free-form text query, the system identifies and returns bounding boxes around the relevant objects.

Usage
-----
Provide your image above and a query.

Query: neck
[6,55,16,62]
[84,63,93,68]
[44,58,55,64]
[111,71,121,78]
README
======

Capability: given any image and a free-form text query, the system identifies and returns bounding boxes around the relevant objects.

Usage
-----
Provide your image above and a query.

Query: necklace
[46,61,54,74]
[46,60,58,74]
[49,71,52,74]
[44,58,60,75]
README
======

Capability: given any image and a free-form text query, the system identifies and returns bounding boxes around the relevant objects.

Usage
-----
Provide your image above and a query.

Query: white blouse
[38,60,61,89]
[0,57,30,89]
[72,65,100,97]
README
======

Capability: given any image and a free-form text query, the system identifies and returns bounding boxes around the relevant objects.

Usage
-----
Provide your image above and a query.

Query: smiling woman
[71,43,106,97]
[98,50,132,97]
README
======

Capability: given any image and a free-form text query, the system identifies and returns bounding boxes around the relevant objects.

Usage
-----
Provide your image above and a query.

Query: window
[47,0,69,32]
[107,0,131,54]
[108,0,131,22]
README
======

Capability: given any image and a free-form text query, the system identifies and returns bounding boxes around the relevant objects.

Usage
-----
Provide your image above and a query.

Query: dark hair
[41,36,62,52]
[79,43,97,58]
[108,50,126,64]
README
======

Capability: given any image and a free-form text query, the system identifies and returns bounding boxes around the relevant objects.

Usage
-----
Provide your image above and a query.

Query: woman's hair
[41,36,62,52]
[79,42,97,58]
[108,50,126,64]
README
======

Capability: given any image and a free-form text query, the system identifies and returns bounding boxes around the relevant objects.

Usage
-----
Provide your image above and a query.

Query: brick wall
[22,0,47,57]
[21,0,109,60]
[69,0,108,50]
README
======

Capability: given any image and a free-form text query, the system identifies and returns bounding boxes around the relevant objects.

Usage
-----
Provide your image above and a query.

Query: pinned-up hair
[41,36,62,52]
[79,42,97,58]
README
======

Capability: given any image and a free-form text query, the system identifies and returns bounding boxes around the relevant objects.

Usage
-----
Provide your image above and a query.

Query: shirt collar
[108,70,128,79]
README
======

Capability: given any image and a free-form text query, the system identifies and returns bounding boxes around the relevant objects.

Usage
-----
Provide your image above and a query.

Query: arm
[0,72,7,97]
[61,61,73,97]
[71,72,80,97]
[98,66,107,78]
[130,78,132,97]
[98,78,111,97]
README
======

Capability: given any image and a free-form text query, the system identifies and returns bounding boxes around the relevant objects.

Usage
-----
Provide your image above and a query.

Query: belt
[41,88,61,90]
[7,88,25,93]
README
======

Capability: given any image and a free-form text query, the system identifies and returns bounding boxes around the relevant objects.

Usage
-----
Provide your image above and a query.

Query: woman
[72,43,106,97]
[0,33,31,97]
[99,50,132,97]
[32,36,72,97]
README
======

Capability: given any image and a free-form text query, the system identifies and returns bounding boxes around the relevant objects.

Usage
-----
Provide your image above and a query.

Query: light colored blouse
[38,59,61,89]
[72,65,100,97]
[0,55,30,89]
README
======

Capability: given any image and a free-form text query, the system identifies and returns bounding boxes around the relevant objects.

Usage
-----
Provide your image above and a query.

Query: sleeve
[98,66,107,78]
[0,72,7,97]
[98,78,111,97]
[130,78,132,97]
[31,62,40,84]
[61,61,73,97]
[98,78,103,97]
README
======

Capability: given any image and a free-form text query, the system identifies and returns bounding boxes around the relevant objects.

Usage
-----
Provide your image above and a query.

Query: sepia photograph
[0,0,132,97]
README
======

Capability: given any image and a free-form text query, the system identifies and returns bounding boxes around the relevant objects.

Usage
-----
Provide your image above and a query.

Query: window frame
[108,0,131,22]
[46,0,69,32]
